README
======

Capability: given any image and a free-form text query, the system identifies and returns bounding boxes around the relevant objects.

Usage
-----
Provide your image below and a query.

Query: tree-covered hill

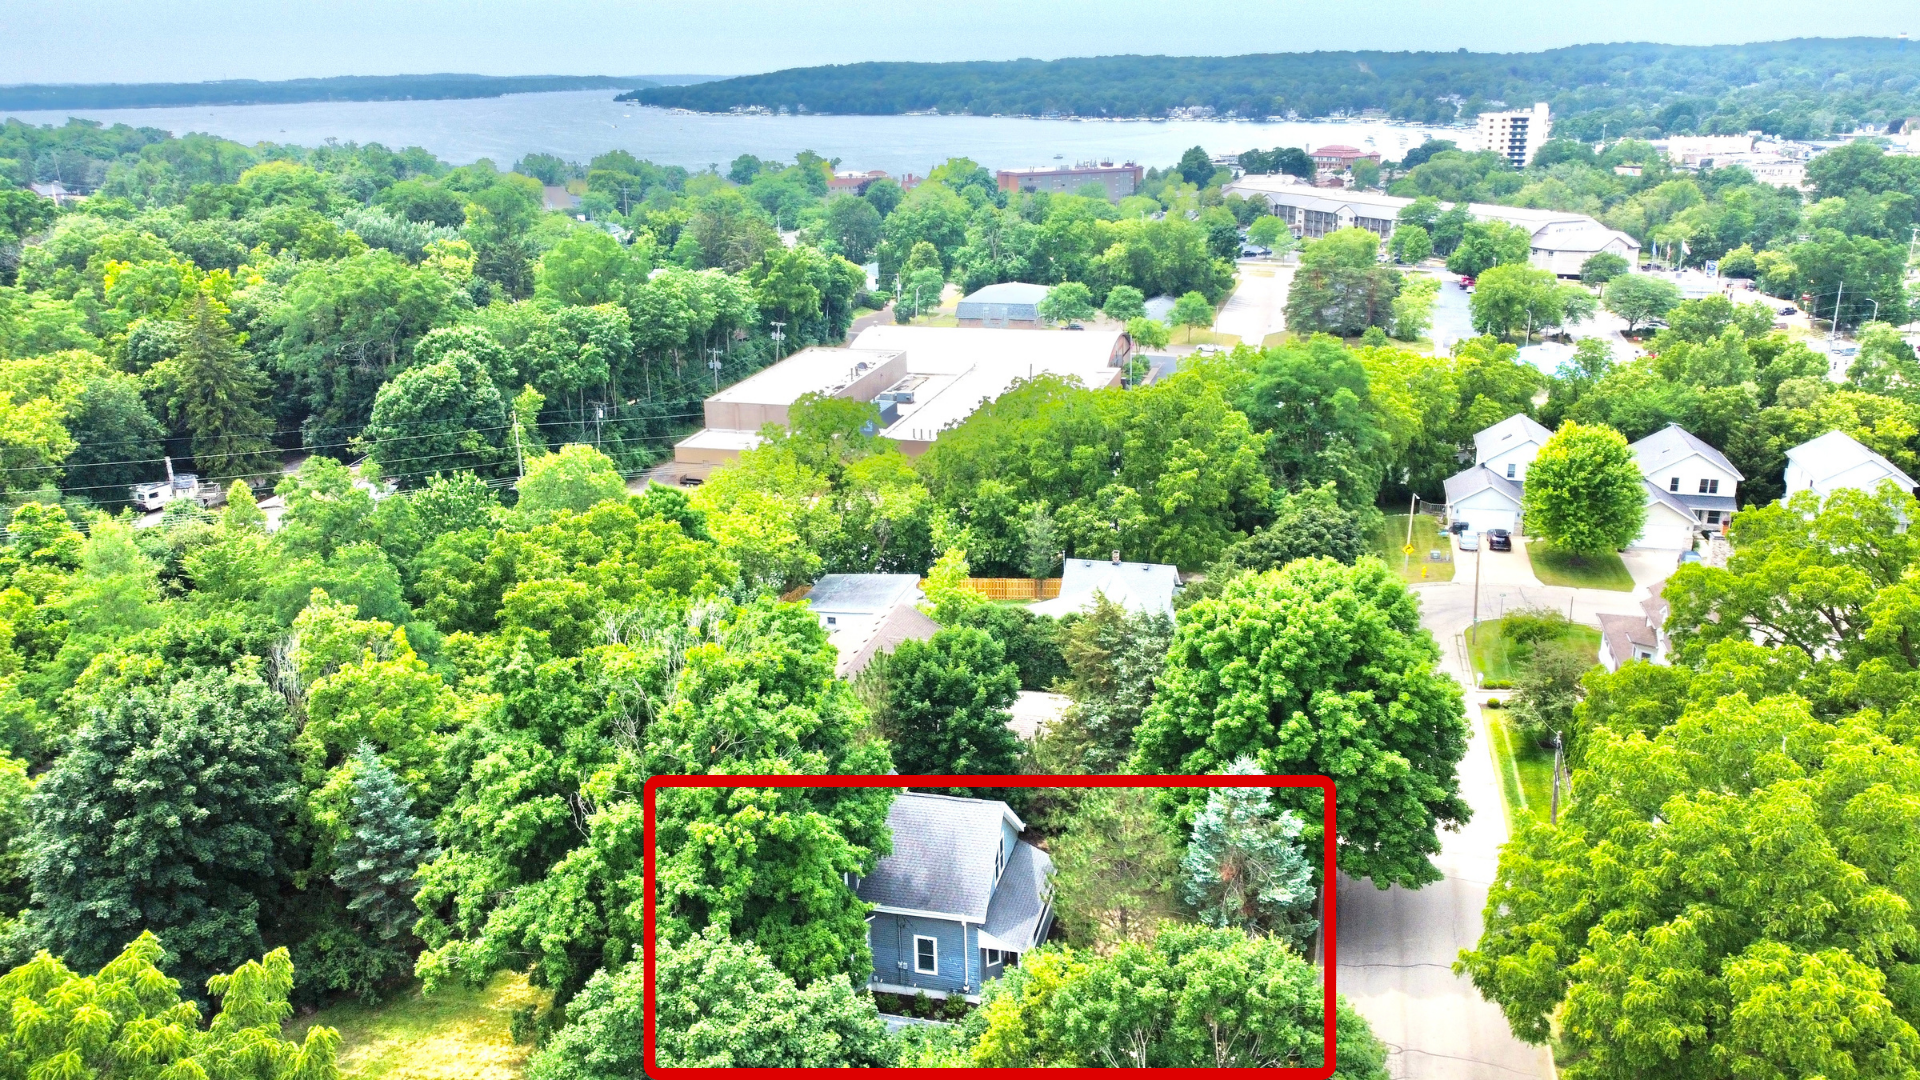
[627,38,1920,139]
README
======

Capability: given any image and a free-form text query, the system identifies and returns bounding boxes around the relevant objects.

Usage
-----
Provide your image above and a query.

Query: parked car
[1778,306,1796,315]
[1487,528,1512,551]
[1456,531,1480,551]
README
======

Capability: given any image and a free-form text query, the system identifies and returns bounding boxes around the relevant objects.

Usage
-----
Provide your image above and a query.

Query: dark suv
[1487,528,1512,551]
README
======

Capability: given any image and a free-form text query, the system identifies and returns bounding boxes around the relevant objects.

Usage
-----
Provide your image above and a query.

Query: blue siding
[869,913,973,994]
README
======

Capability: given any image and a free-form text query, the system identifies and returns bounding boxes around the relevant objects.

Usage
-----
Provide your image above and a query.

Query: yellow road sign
[1403,544,1417,555]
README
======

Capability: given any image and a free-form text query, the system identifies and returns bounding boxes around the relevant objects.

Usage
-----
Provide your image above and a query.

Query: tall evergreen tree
[1181,758,1318,948]
[147,290,278,480]
[333,742,437,941]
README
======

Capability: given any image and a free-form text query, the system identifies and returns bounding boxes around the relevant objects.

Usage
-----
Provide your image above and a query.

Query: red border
[642,773,1337,1078]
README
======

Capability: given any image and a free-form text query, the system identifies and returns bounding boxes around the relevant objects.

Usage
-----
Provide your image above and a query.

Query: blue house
[855,792,1055,1002]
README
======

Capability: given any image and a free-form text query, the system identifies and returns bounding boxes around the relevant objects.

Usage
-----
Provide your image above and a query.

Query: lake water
[4,89,1462,175]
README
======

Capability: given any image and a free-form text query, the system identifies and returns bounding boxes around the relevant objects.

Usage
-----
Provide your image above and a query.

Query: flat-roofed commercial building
[995,162,1144,201]
[672,326,1128,472]
[1222,174,1640,276]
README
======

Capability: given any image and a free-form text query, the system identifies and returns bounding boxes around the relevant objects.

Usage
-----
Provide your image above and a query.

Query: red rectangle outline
[643,773,1337,1079]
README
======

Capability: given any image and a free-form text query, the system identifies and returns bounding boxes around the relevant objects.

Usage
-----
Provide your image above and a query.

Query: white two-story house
[1443,414,1552,536]
[1628,424,1742,545]
[1784,430,1919,503]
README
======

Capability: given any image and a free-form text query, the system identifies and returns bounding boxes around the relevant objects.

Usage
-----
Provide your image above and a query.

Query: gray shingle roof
[1644,480,1698,520]
[1630,423,1744,481]
[1443,464,1523,507]
[981,842,1053,953]
[805,574,921,615]
[1472,414,1553,464]
[855,793,1023,920]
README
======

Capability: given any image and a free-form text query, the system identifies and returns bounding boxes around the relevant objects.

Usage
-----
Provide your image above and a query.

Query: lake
[4,89,1462,175]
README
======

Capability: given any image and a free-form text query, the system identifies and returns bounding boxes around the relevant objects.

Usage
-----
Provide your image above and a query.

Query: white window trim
[985,948,1002,965]
[913,935,938,975]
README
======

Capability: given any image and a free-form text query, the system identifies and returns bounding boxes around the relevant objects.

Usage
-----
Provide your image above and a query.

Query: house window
[1698,478,1719,494]
[1505,463,1516,479]
[1669,476,1680,492]
[1635,649,1653,660]
[1706,510,1722,525]
[985,948,1002,966]
[825,616,837,625]
[914,936,937,974]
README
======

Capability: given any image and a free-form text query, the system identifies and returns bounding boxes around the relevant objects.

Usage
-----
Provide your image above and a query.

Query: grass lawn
[1484,703,1559,829]
[1468,620,1601,686]
[284,971,549,1080]
[1526,541,1636,591]
[1370,514,1455,583]
[1179,327,1241,346]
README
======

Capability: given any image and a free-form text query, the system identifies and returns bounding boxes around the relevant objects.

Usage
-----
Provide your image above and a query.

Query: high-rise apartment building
[1477,102,1552,170]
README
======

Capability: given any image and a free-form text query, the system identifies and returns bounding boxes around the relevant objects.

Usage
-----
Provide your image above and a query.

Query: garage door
[1460,508,1517,536]
[1634,522,1695,550]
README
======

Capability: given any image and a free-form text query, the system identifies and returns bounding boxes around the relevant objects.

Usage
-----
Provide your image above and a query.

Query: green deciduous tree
[862,626,1023,776]
[529,926,892,1076]
[1126,315,1170,351]
[1101,284,1147,321]
[1445,220,1533,277]
[535,228,648,307]
[1602,273,1683,333]
[356,346,513,487]
[1459,688,1920,1080]
[1038,281,1096,324]
[1169,290,1214,341]
[1389,223,1432,263]
[1130,559,1469,888]
[0,932,341,1079]
[517,443,628,516]
[1520,421,1647,556]
[1579,251,1629,285]
[967,924,1375,1071]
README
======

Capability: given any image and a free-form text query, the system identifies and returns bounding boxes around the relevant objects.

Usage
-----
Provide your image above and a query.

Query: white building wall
[1480,442,1543,482]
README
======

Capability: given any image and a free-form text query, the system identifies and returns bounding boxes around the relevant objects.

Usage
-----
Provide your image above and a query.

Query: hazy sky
[2,0,1912,84]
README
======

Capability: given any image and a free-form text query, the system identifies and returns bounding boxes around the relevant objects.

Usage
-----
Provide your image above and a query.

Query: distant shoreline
[0,74,723,113]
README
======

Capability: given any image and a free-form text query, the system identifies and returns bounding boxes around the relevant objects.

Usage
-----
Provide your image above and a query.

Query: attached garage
[1633,484,1702,550]
[1443,465,1524,537]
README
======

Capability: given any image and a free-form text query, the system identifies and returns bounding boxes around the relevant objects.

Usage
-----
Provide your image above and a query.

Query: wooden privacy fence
[919,577,1063,601]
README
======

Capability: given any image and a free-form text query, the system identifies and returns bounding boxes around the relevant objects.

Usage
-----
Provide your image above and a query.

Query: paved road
[1337,539,1678,1080]
[1214,261,1293,344]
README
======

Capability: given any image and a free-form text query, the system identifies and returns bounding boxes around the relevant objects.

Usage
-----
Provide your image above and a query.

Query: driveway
[1213,262,1292,344]
[1337,544,1677,1079]
[1427,272,1474,354]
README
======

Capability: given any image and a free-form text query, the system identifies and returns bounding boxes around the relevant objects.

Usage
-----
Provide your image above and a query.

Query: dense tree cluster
[1461,485,1920,1080]
[628,40,1920,137]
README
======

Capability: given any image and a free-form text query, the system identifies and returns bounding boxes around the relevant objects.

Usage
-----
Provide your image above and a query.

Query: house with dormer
[1443,414,1552,536]
[854,792,1054,1003]
[1629,424,1742,537]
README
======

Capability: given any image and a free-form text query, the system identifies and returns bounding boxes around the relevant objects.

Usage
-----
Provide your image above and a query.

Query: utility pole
[768,321,787,361]
[1550,737,1563,825]
[1403,492,1418,577]
[708,348,724,391]
[1829,281,1844,347]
